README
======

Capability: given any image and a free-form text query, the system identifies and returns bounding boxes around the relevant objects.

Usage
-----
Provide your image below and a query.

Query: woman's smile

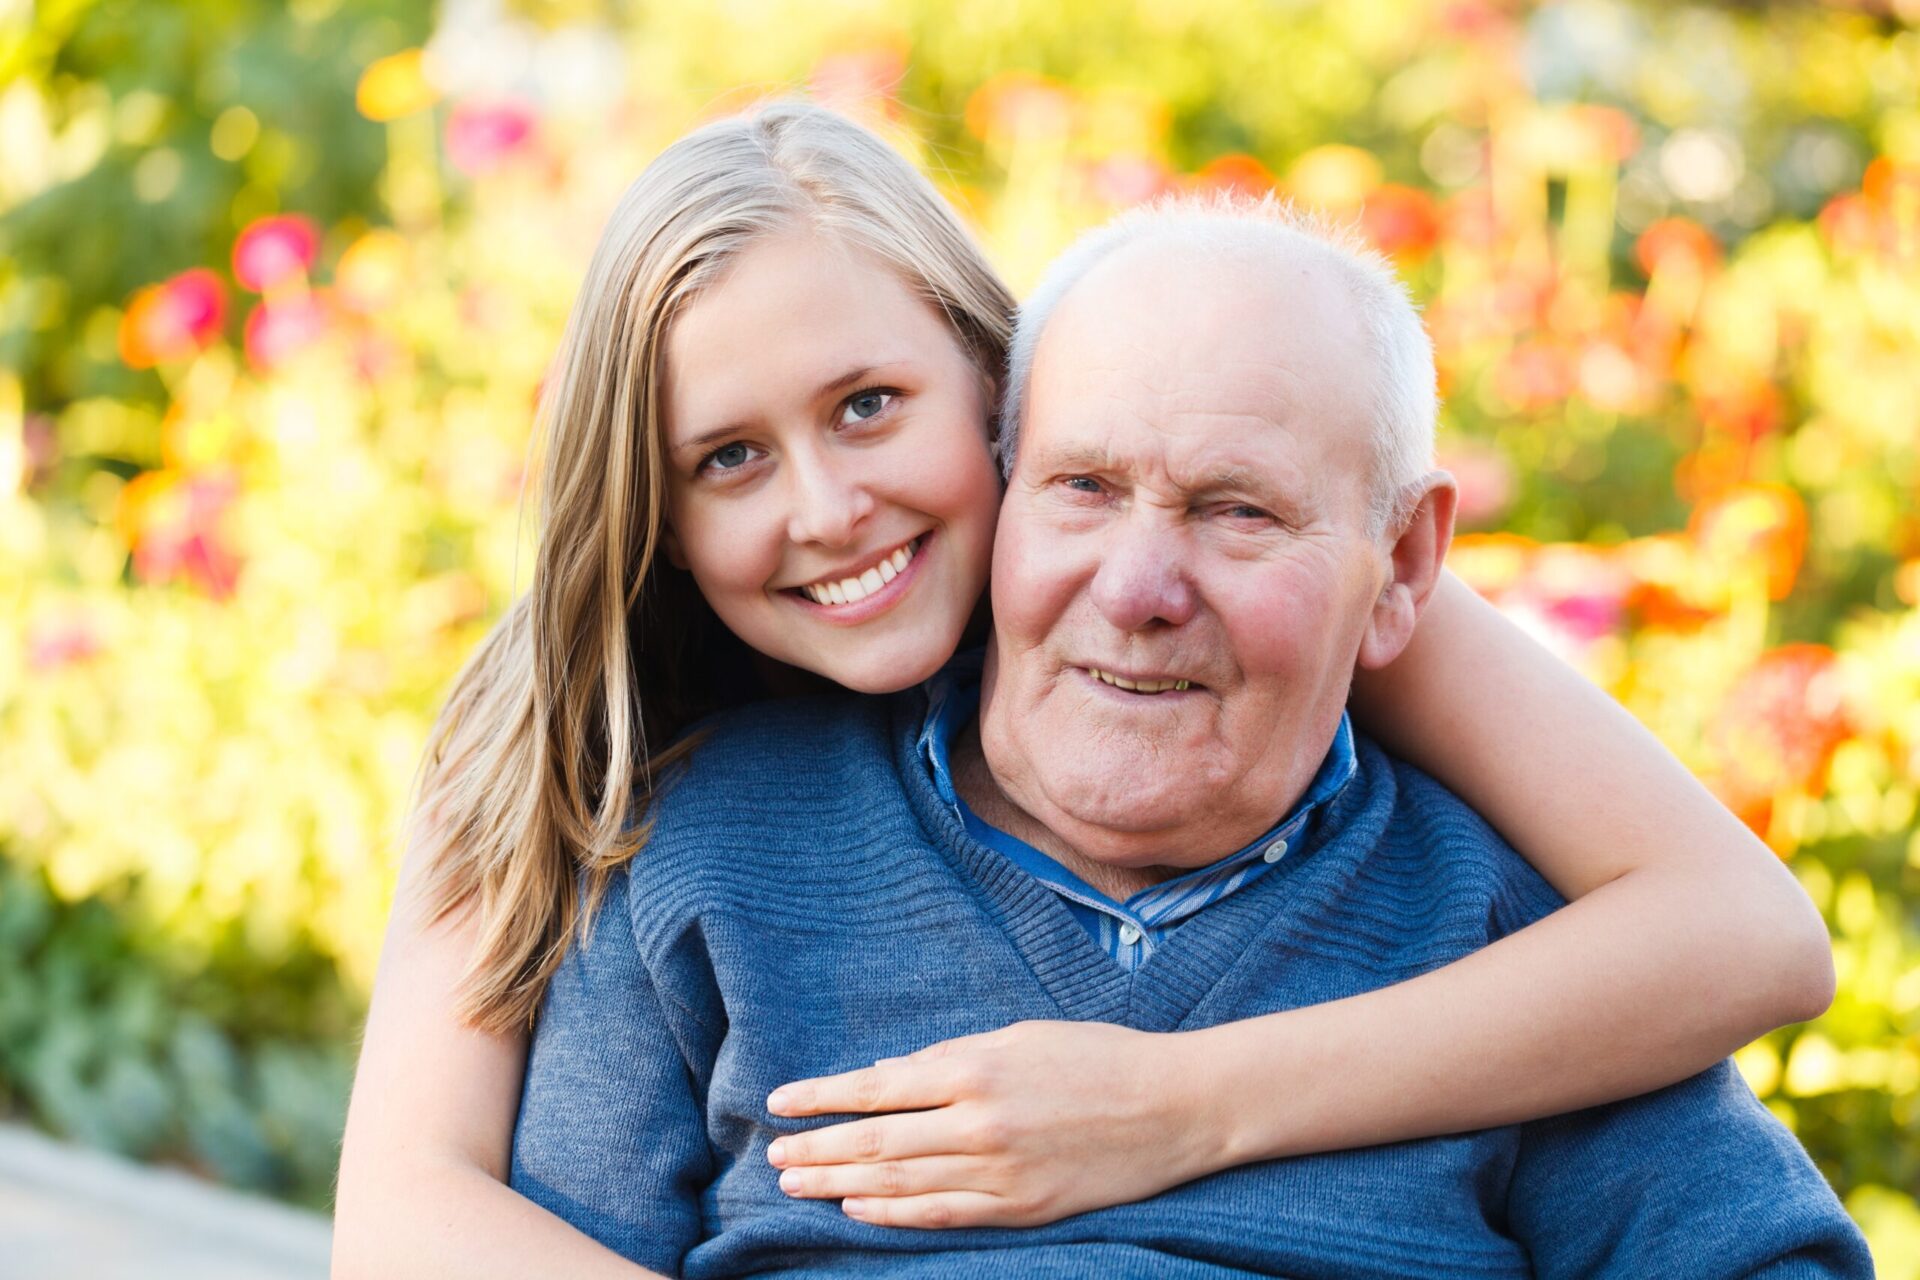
[785,532,931,624]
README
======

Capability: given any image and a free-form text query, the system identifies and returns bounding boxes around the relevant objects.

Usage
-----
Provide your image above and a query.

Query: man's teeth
[800,539,919,606]
[1086,668,1190,693]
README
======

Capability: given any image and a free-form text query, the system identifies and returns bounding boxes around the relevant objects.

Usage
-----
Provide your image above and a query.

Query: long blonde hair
[410,100,1016,1033]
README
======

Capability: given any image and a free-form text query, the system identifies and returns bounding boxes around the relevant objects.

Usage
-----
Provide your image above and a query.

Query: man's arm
[509,869,714,1276]
[1507,1059,1872,1279]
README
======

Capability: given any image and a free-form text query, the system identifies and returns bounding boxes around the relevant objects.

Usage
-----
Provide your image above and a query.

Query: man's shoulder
[1348,734,1568,941]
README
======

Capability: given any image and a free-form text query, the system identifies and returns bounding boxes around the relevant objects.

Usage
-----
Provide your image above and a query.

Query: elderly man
[510,200,1869,1278]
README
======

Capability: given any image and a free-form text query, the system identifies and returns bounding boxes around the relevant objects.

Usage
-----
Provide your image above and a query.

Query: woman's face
[660,230,1003,694]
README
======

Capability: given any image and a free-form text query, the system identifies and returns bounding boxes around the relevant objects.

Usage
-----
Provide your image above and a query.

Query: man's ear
[1358,471,1457,671]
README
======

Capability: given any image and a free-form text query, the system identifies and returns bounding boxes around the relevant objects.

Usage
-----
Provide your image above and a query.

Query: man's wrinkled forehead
[1019,237,1375,488]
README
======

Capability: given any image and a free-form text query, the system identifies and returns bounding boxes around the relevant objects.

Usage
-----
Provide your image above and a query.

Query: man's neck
[949,718,1186,901]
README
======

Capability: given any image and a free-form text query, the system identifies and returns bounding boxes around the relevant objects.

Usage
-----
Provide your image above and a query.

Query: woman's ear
[662,522,689,571]
[1358,472,1458,672]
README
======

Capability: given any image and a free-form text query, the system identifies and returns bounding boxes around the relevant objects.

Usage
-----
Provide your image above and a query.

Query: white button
[1118,923,1142,946]
[1263,839,1289,864]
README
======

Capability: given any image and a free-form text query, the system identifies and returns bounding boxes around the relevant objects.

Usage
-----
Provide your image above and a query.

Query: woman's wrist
[1157,1024,1294,1177]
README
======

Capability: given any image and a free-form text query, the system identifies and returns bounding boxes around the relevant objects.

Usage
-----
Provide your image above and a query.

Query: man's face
[980,241,1398,869]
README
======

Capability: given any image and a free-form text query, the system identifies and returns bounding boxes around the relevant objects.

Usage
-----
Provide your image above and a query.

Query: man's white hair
[999,193,1438,537]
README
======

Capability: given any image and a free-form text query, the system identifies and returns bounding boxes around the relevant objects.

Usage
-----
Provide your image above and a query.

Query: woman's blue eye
[704,443,752,471]
[840,391,894,424]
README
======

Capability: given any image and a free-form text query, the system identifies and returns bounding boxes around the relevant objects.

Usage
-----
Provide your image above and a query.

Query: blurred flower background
[3,0,1919,1268]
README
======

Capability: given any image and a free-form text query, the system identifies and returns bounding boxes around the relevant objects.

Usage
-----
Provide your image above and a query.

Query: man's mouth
[793,536,923,607]
[1082,666,1195,694]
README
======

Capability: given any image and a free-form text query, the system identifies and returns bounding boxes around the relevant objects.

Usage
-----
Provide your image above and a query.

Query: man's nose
[784,448,876,548]
[1088,520,1197,631]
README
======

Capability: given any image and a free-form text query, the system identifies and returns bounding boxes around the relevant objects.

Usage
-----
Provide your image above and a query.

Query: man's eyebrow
[1036,443,1128,474]
[668,362,897,458]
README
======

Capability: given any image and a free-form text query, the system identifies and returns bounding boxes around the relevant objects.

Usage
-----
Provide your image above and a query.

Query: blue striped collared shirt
[917,652,1359,971]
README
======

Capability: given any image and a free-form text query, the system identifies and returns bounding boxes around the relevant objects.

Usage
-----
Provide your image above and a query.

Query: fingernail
[779,1169,800,1192]
[767,1087,791,1112]
[843,1198,868,1217]
[767,1139,787,1166]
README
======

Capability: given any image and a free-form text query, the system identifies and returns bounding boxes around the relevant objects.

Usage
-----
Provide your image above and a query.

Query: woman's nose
[784,451,876,548]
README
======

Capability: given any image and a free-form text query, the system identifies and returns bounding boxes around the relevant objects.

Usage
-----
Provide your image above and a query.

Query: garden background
[4,0,1920,1270]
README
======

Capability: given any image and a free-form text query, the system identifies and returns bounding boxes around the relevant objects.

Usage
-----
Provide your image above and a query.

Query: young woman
[331,101,1833,1277]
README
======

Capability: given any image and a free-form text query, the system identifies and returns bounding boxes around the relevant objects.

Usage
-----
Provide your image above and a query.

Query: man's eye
[1225,504,1271,520]
[701,442,755,472]
[1064,476,1103,494]
[839,390,895,425]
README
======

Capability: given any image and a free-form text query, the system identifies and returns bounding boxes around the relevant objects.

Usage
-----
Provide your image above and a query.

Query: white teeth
[800,538,921,606]
[1086,668,1192,694]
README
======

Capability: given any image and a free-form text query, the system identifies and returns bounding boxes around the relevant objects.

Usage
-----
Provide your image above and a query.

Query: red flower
[119,269,226,368]
[446,99,537,175]
[244,292,332,372]
[232,215,321,292]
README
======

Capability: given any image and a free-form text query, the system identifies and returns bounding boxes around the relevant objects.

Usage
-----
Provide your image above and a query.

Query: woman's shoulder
[629,691,906,870]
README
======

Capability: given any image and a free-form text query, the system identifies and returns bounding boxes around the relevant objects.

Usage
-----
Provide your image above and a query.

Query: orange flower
[1189,153,1275,198]
[1690,482,1807,601]
[964,72,1073,144]
[1361,184,1440,262]
[1707,644,1850,831]
[119,269,226,368]
[1634,217,1721,279]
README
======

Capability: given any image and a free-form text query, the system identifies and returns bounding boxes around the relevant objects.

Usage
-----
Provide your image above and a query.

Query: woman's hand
[764,1020,1227,1229]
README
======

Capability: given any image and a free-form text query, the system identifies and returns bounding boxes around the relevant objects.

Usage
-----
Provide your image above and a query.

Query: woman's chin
[797,634,960,696]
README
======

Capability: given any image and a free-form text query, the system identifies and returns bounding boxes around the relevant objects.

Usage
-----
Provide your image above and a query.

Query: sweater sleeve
[508,870,714,1276]
[1506,1060,1872,1279]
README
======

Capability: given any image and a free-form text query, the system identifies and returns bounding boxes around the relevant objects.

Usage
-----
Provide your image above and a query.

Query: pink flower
[232,215,321,292]
[125,469,244,599]
[446,99,537,175]
[27,613,105,672]
[119,269,227,368]
[244,292,332,372]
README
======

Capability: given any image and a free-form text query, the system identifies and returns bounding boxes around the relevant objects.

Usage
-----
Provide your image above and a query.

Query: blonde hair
[1001,193,1436,537]
[411,100,1015,1033]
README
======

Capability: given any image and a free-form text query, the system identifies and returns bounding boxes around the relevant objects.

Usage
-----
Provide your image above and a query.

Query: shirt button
[1263,839,1289,864]
[1118,923,1142,946]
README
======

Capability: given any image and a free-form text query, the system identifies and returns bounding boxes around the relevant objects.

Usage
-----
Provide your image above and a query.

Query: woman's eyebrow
[668,362,904,458]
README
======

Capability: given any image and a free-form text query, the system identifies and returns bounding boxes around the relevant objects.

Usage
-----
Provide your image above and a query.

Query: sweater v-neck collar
[888,690,1384,1032]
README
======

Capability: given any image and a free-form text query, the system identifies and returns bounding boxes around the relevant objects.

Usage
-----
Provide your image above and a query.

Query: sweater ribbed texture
[511,689,1871,1279]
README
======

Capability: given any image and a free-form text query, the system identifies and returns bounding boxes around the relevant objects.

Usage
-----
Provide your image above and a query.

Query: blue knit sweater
[510,690,1870,1279]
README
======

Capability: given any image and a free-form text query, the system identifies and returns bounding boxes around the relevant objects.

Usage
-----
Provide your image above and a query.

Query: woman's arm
[331,844,664,1280]
[759,569,1833,1228]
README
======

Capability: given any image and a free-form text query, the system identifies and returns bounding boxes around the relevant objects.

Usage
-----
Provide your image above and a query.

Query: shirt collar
[917,650,1358,908]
